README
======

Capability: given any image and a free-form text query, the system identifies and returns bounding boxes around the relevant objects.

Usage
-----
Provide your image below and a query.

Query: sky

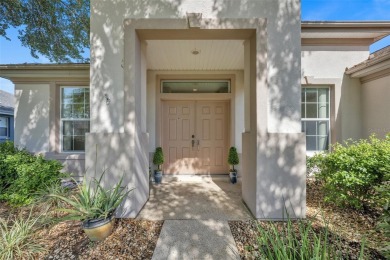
[1,0,390,94]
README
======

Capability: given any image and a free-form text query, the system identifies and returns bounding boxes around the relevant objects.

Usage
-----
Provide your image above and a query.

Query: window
[161,80,231,93]
[0,117,8,138]
[301,87,330,151]
[60,87,90,152]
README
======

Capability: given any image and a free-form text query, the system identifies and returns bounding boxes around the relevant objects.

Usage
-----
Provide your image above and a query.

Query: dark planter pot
[154,170,163,184]
[229,171,237,184]
[82,214,115,241]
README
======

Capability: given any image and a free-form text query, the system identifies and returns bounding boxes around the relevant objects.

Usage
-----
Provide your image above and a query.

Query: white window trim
[302,86,331,152]
[60,86,90,153]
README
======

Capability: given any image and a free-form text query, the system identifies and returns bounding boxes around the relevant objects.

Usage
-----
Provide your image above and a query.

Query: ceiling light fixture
[191,48,201,55]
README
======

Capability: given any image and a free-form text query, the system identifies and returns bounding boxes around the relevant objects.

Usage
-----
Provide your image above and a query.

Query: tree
[0,0,89,63]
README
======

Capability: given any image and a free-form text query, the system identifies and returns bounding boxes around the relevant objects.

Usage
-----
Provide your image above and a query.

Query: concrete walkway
[137,175,252,260]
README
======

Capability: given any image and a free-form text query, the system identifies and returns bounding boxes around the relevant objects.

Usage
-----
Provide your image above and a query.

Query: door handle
[192,139,195,148]
[196,140,200,151]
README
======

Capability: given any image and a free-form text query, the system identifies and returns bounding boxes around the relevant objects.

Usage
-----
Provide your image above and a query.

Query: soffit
[146,40,244,70]
[302,21,390,45]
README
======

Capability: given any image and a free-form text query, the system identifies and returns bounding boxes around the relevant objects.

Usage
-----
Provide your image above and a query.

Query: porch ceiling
[146,40,244,71]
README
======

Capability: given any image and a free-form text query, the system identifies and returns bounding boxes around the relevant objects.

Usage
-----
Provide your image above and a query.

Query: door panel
[196,101,229,174]
[162,101,197,174]
[162,100,229,174]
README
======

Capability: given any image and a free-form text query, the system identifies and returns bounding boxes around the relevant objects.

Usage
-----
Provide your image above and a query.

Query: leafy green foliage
[255,217,365,259]
[0,141,64,206]
[51,173,133,221]
[308,134,390,209]
[0,0,89,62]
[227,147,239,171]
[0,212,46,259]
[373,181,390,257]
[153,147,164,170]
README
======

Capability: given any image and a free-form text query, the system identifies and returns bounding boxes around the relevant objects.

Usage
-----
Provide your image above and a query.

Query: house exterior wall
[11,75,89,176]
[89,0,304,219]
[361,74,390,138]
[301,46,369,143]
[14,83,51,152]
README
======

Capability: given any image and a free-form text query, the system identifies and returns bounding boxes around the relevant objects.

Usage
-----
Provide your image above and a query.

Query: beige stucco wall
[14,84,50,152]
[301,46,369,143]
[90,0,304,219]
[11,77,89,176]
[90,0,302,134]
[361,75,390,138]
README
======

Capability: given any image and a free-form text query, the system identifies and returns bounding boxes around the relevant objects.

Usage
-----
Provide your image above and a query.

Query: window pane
[0,117,7,127]
[301,103,305,118]
[85,90,90,104]
[0,127,7,136]
[318,121,329,136]
[306,121,317,135]
[63,121,73,136]
[62,88,74,104]
[63,136,73,151]
[72,89,84,103]
[85,104,90,118]
[301,91,305,102]
[318,136,329,150]
[61,104,72,118]
[162,81,230,93]
[74,121,89,135]
[318,103,328,118]
[306,90,317,102]
[72,104,85,118]
[306,136,317,151]
[318,89,329,103]
[73,136,85,151]
[306,104,317,118]
[301,121,306,132]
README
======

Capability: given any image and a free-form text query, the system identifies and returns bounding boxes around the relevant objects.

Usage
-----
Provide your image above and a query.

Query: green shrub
[308,134,390,209]
[0,142,64,206]
[153,147,164,170]
[0,141,20,192]
[227,147,239,171]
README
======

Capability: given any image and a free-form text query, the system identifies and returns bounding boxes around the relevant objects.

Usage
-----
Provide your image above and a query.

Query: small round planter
[82,214,115,241]
[229,171,237,184]
[154,170,163,184]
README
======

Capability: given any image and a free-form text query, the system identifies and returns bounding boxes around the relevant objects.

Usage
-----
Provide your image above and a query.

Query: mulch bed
[0,202,163,260]
[229,179,388,259]
[42,219,163,259]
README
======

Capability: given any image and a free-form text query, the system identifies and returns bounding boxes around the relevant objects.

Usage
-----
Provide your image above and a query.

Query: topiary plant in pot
[153,147,164,184]
[51,173,132,241]
[228,147,239,184]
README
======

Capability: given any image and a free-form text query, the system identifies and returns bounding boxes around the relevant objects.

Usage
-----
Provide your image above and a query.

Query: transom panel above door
[162,100,230,174]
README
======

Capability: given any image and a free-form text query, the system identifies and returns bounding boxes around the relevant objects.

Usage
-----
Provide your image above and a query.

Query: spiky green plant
[0,213,46,260]
[50,173,133,221]
[255,217,366,259]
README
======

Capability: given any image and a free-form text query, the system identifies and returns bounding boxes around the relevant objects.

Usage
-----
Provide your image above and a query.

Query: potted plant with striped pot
[228,147,239,184]
[153,147,164,184]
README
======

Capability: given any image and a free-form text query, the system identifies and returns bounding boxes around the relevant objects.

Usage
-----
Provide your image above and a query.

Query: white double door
[162,100,230,174]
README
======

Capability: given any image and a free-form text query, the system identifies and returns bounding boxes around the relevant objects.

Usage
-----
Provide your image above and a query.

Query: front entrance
[162,100,230,174]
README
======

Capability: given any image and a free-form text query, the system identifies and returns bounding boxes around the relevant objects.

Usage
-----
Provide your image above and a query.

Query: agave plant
[51,173,133,221]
